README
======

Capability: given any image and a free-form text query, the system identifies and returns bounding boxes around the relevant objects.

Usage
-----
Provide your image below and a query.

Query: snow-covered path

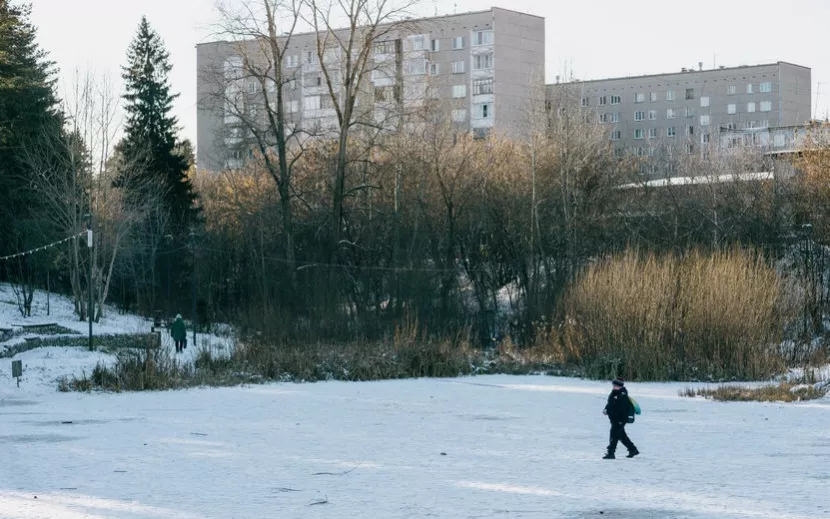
[0,375,828,519]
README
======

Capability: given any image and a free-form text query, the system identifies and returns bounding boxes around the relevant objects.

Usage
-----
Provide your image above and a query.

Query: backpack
[627,397,641,424]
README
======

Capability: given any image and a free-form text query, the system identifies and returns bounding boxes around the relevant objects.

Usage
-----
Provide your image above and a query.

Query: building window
[700,96,710,107]
[687,125,694,136]
[667,126,676,137]
[700,115,710,126]
[247,82,258,93]
[304,73,321,87]
[405,59,427,75]
[611,130,621,141]
[685,107,696,117]
[306,51,317,64]
[650,92,658,102]
[429,62,440,76]
[473,53,493,70]
[761,120,770,128]
[667,108,675,119]
[473,77,493,95]
[474,30,494,46]
[774,133,786,147]
[431,39,440,52]
[760,82,773,93]
[287,99,299,113]
[634,128,645,140]
[648,128,658,139]
[474,103,492,118]
[452,84,466,98]
[451,60,465,74]
[746,83,754,94]
[746,120,757,129]
[648,110,657,120]
[747,102,756,113]
[634,111,645,121]
[374,86,392,102]
[409,35,425,51]
[598,96,607,106]
[727,84,736,95]
[702,133,710,144]
[285,55,299,68]
[636,147,645,157]
[615,147,625,158]
[303,95,320,111]
[288,79,297,90]
[610,113,620,123]
[727,103,736,115]
[452,36,465,50]
[760,101,772,112]
[599,113,608,123]
[667,90,676,101]
[374,41,395,55]
[451,109,466,122]
[685,88,695,100]
[581,97,589,107]
[686,143,694,154]
[635,92,645,103]
[611,95,621,105]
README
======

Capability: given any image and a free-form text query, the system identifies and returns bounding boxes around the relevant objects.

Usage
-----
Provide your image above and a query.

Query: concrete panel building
[196,7,544,172]
[547,62,811,158]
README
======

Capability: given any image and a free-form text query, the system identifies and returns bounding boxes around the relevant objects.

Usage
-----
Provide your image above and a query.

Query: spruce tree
[0,0,63,256]
[118,16,198,235]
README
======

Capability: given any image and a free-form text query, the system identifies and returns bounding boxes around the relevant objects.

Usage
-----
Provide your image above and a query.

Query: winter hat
[176,314,182,320]
[612,377,625,387]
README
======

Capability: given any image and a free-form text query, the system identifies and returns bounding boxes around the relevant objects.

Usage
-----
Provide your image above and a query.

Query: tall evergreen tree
[118,16,198,235]
[0,0,63,258]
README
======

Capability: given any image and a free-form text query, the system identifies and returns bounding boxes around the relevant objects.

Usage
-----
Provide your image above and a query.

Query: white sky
[31,0,830,150]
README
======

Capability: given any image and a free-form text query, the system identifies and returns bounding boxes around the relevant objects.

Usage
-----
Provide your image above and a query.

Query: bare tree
[303,0,418,261]
[211,0,309,292]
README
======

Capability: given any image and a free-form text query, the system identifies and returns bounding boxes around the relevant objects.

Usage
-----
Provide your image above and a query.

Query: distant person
[171,314,187,353]
[602,377,639,459]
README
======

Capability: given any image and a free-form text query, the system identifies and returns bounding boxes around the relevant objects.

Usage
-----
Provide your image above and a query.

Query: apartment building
[196,7,544,171]
[547,62,811,158]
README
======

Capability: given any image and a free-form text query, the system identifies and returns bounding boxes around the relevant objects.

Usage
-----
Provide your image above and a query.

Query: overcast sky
[31,0,830,151]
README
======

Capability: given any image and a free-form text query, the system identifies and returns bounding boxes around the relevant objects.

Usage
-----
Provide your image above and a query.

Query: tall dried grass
[562,248,794,381]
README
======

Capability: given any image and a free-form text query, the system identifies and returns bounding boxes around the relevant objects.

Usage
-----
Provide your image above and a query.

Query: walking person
[170,314,187,353]
[602,377,639,459]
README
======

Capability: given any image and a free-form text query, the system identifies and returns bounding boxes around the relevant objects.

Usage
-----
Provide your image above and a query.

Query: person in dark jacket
[602,377,639,459]
[170,314,187,353]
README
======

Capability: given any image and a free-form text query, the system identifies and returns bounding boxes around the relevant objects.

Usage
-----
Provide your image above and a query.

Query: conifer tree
[0,0,63,256]
[118,16,198,235]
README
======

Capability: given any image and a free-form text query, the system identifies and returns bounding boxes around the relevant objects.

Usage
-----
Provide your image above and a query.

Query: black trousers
[175,340,185,352]
[607,421,636,454]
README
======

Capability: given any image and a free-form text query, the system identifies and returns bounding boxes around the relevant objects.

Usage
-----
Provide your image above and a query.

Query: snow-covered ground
[1,284,830,518]
[0,284,232,391]
[0,375,828,519]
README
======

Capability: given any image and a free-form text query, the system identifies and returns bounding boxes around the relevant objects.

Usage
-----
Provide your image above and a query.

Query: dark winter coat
[605,387,630,423]
[170,318,187,342]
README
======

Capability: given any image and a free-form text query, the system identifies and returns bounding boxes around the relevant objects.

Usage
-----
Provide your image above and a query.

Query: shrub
[562,248,795,381]
[682,382,827,402]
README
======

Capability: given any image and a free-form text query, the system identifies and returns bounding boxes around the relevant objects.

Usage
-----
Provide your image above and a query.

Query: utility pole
[86,215,94,351]
[190,229,197,348]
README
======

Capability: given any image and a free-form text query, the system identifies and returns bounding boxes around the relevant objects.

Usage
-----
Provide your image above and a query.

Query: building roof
[548,61,810,87]
[197,6,542,47]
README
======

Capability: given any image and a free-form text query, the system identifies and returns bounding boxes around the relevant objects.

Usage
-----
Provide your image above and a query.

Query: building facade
[548,62,811,159]
[196,7,544,171]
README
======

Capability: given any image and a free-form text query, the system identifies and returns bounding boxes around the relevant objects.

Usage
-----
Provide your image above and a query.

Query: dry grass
[682,382,827,402]
[562,248,794,381]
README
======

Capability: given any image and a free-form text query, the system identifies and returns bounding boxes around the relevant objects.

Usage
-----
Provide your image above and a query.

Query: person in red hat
[602,377,639,459]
